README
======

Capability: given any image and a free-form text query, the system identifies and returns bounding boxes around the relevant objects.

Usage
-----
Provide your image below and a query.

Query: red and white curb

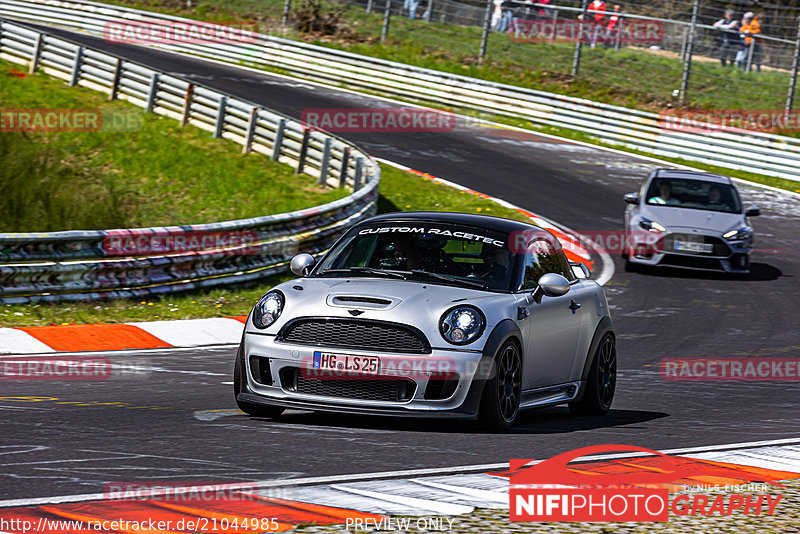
[275,439,800,516]
[0,438,798,532]
[0,316,246,355]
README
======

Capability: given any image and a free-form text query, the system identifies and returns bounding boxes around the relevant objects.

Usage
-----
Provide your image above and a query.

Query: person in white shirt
[713,9,740,67]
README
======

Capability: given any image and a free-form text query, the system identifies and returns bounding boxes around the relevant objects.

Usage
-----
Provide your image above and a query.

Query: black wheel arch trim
[575,316,615,397]
[459,319,524,415]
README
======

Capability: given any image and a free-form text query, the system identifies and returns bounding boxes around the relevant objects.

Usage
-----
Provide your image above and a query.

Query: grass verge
[0,59,347,232]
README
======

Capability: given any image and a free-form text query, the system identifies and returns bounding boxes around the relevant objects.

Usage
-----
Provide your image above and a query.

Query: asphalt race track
[2,24,799,502]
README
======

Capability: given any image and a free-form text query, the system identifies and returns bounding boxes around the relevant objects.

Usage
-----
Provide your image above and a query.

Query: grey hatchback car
[234,212,616,429]
[623,169,760,274]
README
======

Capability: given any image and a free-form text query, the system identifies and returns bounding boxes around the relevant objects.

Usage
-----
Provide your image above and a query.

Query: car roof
[363,211,548,235]
[652,168,733,185]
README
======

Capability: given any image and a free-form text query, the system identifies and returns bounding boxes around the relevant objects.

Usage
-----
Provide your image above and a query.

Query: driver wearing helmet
[479,244,511,287]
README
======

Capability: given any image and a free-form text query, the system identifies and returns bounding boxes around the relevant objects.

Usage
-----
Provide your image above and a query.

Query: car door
[518,249,587,390]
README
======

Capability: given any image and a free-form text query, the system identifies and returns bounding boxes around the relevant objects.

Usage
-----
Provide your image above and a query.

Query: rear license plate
[674,241,713,253]
[312,351,380,374]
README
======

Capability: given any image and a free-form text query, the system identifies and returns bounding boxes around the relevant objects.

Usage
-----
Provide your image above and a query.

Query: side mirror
[290,253,316,276]
[570,261,591,279]
[623,193,640,205]
[532,273,570,303]
[745,206,760,217]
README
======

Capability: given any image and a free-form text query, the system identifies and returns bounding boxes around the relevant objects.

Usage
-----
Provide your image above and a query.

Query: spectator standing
[492,0,503,29]
[511,0,536,38]
[605,4,622,49]
[713,9,739,67]
[497,0,514,33]
[739,12,762,72]
[536,0,553,19]
[404,0,419,20]
[493,0,513,33]
[588,0,606,48]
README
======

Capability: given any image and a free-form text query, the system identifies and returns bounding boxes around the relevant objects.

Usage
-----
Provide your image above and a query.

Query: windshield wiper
[410,269,488,289]
[318,267,408,279]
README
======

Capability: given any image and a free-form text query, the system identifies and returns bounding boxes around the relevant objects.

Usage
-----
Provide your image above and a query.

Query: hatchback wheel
[479,340,522,430]
[569,334,616,416]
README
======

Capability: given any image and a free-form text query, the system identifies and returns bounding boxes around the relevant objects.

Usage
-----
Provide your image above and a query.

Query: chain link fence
[294,0,800,113]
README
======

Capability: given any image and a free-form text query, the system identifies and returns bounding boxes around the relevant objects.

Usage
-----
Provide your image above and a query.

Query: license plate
[674,240,713,253]
[312,351,380,374]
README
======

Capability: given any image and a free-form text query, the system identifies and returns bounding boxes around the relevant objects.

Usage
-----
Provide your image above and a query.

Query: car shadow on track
[506,407,669,434]
[628,262,782,282]
[242,408,669,435]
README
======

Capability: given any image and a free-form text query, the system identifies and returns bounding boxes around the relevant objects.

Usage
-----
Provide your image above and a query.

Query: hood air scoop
[328,295,397,310]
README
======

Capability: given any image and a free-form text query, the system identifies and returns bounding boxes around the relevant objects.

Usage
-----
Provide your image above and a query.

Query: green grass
[0,59,348,231]
[0,164,535,327]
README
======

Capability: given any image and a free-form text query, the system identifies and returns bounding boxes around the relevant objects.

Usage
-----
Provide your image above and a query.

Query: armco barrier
[0,19,379,303]
[2,0,800,182]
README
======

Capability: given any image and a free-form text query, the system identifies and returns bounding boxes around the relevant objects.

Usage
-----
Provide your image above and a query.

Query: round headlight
[252,291,284,329]
[440,306,485,345]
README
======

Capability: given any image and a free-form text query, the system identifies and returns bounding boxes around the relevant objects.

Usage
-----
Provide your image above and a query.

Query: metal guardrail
[1,0,799,183]
[0,19,379,303]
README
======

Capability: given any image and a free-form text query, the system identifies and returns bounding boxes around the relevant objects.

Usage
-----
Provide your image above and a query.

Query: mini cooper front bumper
[237,329,493,418]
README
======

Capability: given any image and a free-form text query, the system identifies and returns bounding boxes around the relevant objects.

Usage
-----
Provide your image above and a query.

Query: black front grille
[249,356,273,385]
[281,368,415,402]
[278,318,430,354]
[663,233,730,257]
[661,254,723,270]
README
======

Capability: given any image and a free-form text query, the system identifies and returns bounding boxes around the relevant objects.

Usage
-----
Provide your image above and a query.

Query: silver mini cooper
[234,212,615,429]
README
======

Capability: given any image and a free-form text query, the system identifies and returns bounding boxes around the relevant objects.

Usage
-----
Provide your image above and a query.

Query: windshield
[313,222,515,291]
[645,178,742,213]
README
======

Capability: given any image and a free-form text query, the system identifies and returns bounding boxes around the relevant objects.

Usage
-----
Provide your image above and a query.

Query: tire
[478,339,522,430]
[624,257,637,272]
[233,345,285,419]
[569,333,616,416]
[621,230,630,260]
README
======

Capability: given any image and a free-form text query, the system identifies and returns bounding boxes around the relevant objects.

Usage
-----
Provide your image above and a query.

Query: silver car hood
[246,277,518,349]
[641,205,744,233]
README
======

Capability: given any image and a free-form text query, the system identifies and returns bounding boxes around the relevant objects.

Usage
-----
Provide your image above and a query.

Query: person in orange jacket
[738,12,762,72]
